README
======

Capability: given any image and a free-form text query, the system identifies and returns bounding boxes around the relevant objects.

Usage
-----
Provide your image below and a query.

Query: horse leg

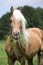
[28,58,33,65]
[37,51,40,65]
[8,57,15,65]
[39,50,43,65]
[20,57,25,65]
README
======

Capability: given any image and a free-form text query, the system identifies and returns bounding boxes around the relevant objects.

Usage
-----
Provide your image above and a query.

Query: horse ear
[10,6,14,14]
[18,7,23,12]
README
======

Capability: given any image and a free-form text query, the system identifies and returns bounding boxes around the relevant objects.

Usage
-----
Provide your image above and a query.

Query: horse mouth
[12,35,20,40]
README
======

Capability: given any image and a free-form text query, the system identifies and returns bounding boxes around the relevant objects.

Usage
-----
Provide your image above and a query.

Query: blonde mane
[13,9,29,41]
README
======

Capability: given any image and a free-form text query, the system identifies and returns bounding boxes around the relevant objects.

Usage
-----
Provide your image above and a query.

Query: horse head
[10,7,27,40]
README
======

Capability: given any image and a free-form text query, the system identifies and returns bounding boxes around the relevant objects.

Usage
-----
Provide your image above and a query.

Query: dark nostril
[16,32,19,36]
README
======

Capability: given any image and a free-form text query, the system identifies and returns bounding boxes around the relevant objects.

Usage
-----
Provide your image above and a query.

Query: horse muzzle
[12,32,20,40]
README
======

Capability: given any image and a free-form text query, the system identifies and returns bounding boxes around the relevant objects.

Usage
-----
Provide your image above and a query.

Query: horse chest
[10,39,22,59]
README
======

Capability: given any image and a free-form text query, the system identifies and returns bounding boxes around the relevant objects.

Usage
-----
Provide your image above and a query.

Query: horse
[5,7,43,65]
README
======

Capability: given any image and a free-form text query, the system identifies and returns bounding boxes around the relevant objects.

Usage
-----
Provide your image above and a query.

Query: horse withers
[5,7,43,65]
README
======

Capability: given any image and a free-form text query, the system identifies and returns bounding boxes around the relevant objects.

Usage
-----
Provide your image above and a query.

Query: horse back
[26,28,42,39]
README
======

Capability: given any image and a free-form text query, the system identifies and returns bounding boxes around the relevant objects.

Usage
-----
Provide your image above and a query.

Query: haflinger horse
[5,7,43,65]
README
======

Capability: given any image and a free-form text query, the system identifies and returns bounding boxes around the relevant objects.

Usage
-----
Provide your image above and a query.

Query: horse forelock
[13,9,28,41]
[13,9,27,22]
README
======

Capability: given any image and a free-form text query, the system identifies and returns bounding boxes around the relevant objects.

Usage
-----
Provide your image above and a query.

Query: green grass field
[0,41,38,65]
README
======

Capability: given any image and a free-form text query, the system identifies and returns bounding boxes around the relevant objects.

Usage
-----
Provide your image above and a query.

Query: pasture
[0,40,37,65]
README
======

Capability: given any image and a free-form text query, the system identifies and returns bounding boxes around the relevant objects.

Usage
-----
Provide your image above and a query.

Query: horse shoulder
[26,28,42,45]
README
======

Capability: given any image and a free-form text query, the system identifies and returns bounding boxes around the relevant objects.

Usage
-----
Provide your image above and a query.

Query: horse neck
[22,27,27,41]
[21,29,28,43]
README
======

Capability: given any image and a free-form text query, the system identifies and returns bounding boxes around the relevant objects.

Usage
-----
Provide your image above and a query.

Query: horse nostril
[16,32,19,36]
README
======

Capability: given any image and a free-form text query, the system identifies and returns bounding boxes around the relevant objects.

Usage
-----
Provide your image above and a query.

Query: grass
[0,40,38,65]
[0,41,8,65]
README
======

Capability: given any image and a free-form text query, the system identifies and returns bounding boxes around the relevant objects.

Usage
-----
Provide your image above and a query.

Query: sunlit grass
[0,41,8,65]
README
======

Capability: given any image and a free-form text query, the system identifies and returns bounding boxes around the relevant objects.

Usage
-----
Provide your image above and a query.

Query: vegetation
[0,41,8,65]
[0,13,11,40]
